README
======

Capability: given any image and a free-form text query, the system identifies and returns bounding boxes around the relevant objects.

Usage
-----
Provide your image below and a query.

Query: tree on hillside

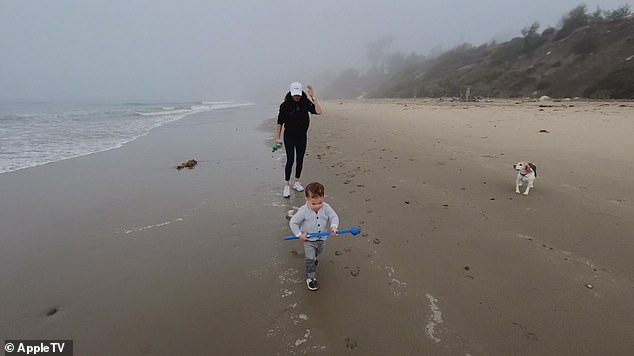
[606,5,632,21]
[366,35,394,74]
[384,52,426,74]
[555,4,589,40]
[589,4,631,23]
[521,22,543,53]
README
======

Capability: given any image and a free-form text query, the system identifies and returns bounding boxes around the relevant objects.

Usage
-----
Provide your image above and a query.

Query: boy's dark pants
[304,240,325,280]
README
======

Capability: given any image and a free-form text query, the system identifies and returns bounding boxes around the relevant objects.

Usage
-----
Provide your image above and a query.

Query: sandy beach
[300,98,634,355]
[1,99,633,355]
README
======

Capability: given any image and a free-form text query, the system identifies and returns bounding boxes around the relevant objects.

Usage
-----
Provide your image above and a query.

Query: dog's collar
[520,171,531,176]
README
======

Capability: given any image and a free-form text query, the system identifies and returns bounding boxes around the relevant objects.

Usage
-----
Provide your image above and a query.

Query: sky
[1,0,632,102]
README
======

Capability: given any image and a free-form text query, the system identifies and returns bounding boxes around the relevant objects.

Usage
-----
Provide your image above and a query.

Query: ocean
[0,100,254,174]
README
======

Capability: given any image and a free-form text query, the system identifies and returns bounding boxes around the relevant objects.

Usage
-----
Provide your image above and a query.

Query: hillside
[368,17,634,100]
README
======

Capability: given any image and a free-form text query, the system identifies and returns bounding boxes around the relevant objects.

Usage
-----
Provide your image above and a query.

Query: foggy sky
[1,0,632,102]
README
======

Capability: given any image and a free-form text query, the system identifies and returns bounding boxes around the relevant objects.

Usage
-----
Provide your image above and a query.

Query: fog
[1,0,632,102]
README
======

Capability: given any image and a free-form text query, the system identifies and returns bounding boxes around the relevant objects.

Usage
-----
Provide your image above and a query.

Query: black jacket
[277,92,317,137]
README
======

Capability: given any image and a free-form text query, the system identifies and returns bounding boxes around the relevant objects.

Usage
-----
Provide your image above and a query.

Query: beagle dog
[513,161,537,195]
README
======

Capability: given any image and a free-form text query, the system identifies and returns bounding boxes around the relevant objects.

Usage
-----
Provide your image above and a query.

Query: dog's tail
[529,163,537,177]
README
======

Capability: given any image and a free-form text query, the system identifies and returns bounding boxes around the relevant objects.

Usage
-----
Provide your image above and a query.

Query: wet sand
[1,99,633,355]
[0,104,292,354]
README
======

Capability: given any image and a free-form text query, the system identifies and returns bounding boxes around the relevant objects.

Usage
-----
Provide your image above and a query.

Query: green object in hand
[272,143,282,152]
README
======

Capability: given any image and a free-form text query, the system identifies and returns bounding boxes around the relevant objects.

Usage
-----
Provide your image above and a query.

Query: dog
[513,161,537,195]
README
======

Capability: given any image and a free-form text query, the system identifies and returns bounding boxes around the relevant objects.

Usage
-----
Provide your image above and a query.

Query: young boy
[289,182,339,291]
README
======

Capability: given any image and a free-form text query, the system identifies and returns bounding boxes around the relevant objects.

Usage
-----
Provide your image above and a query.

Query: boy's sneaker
[306,278,319,291]
[293,181,304,192]
[283,185,291,198]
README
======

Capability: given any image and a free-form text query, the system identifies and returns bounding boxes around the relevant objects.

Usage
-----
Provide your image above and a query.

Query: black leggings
[284,134,307,181]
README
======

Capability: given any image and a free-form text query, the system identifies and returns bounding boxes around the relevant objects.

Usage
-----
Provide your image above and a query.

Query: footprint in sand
[344,337,358,349]
[512,321,539,341]
[345,266,361,277]
[45,306,59,317]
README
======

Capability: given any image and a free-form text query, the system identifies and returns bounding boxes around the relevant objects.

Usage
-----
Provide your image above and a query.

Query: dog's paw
[516,190,521,194]
[523,191,529,195]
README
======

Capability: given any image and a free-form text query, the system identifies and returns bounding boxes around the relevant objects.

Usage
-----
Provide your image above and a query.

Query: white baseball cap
[289,82,303,96]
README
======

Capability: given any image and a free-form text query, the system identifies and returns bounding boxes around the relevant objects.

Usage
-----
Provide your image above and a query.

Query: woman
[275,82,322,198]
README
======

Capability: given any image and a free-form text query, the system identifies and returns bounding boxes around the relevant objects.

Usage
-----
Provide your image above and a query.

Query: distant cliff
[324,7,634,100]
[370,16,634,99]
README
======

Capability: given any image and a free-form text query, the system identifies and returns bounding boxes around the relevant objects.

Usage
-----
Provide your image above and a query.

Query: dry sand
[296,98,634,355]
[1,99,633,355]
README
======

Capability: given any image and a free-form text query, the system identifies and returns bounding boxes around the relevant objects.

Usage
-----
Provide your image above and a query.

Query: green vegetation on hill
[325,5,634,99]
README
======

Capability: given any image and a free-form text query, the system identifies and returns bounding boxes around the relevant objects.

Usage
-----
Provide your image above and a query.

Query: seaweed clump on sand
[176,159,197,170]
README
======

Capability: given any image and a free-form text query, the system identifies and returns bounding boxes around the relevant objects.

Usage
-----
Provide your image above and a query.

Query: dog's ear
[528,163,537,176]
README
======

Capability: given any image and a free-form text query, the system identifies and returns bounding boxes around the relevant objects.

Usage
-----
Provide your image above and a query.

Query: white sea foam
[135,108,192,116]
[425,294,444,343]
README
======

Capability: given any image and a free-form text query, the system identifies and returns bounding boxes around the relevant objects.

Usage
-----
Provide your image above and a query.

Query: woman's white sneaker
[283,185,291,198]
[293,181,304,192]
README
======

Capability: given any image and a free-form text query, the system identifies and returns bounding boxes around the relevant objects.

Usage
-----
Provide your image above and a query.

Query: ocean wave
[135,108,192,116]
[0,100,254,174]
[135,102,253,117]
